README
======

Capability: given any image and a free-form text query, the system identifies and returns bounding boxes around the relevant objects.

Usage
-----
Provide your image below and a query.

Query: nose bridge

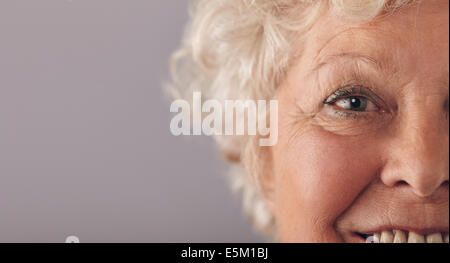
[407,97,445,160]
[406,111,447,173]
[387,95,449,196]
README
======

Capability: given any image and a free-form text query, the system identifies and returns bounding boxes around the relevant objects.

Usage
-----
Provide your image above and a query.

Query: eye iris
[336,96,368,111]
[350,97,361,109]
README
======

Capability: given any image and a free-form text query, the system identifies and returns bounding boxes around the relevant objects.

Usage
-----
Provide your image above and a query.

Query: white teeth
[380,230,394,243]
[366,230,448,243]
[374,233,381,243]
[365,233,380,243]
[426,233,443,243]
[393,230,407,243]
[408,232,425,243]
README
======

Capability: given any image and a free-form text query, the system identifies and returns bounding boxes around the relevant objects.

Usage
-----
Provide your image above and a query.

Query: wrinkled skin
[264,0,449,242]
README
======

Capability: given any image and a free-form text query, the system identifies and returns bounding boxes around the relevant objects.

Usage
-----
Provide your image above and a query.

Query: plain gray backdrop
[0,0,263,242]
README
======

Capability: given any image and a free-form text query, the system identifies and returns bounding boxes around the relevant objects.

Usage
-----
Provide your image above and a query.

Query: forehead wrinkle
[308,24,402,80]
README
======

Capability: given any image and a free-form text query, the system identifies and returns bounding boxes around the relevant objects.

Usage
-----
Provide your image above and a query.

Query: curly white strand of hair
[168,0,417,239]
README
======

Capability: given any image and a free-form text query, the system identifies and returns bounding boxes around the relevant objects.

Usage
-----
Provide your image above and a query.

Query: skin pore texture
[264,0,449,242]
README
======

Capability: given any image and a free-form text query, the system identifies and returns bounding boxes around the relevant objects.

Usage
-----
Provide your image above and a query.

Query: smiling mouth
[356,230,449,243]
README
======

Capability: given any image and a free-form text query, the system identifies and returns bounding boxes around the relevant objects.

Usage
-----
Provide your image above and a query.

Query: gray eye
[334,96,378,112]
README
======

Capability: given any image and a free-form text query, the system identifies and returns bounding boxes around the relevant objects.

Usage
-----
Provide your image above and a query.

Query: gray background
[0,0,263,242]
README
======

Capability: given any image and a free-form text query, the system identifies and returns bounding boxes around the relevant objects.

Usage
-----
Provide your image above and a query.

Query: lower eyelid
[323,104,379,119]
[332,109,361,119]
[313,110,391,136]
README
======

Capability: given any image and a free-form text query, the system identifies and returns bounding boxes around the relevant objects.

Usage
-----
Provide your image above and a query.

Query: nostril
[394,180,409,187]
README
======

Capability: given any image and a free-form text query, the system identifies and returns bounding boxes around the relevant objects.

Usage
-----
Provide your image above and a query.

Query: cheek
[273,126,382,242]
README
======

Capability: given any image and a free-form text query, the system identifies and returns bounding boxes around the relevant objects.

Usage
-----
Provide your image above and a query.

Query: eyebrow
[310,52,389,76]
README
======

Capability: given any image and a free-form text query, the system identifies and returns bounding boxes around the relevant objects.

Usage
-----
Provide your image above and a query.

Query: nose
[381,95,449,197]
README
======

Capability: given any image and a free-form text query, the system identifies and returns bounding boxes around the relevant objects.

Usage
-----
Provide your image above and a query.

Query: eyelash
[322,86,383,119]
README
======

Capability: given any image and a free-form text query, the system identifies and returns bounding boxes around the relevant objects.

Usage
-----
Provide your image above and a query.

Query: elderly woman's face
[268,1,449,242]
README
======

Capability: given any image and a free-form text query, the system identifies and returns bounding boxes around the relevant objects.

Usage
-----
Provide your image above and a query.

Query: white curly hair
[168,0,417,240]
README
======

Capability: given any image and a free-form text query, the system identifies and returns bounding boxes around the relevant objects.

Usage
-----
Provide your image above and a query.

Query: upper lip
[334,182,449,242]
[336,204,449,241]
[340,211,449,239]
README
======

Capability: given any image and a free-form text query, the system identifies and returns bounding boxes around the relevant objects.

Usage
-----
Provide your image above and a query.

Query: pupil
[350,97,361,108]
